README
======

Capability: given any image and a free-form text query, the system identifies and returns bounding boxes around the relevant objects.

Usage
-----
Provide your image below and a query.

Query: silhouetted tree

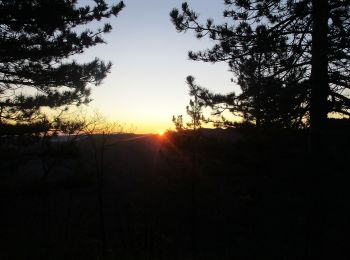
[172,115,184,132]
[186,76,205,131]
[0,0,125,134]
[236,53,310,128]
[172,76,206,133]
[170,1,350,131]
[188,55,309,128]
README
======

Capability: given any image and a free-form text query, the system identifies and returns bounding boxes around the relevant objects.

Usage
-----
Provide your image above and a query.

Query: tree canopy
[170,0,350,129]
[0,0,125,129]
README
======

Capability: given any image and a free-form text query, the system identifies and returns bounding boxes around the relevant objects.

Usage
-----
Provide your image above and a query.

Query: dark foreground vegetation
[1,121,349,260]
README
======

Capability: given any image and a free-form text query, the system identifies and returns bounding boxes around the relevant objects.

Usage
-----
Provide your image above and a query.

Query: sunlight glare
[158,130,164,136]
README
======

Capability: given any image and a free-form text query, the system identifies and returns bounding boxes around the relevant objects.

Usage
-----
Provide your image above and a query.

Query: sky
[76,0,240,134]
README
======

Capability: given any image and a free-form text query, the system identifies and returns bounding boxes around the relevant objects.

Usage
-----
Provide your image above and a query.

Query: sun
[158,130,164,136]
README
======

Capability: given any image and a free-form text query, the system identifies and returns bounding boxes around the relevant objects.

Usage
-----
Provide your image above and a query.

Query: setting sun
[158,130,165,136]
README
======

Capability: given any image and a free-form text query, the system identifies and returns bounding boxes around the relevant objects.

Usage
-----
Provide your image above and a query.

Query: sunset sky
[77,0,240,134]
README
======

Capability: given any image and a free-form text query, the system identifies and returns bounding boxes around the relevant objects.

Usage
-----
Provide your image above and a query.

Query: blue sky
[77,0,239,133]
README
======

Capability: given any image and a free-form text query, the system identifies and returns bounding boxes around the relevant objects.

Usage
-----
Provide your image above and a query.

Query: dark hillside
[1,129,349,259]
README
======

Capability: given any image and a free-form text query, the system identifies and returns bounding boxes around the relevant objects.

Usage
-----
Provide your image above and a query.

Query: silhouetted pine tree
[235,53,310,128]
[186,76,205,131]
[0,0,125,134]
[172,76,206,133]
[172,115,184,132]
[170,1,350,131]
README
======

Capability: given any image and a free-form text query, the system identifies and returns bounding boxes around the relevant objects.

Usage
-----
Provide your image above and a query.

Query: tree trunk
[310,0,329,138]
[306,2,329,258]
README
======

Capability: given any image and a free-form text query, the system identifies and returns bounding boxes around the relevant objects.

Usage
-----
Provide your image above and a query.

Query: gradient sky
[76,0,240,133]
